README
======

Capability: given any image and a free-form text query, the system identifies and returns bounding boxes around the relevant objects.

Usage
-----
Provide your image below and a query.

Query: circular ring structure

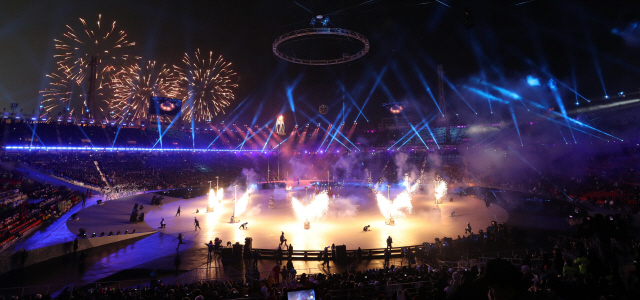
[273,28,370,65]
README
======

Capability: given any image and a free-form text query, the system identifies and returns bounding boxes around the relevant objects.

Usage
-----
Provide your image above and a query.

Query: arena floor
[141,181,509,250]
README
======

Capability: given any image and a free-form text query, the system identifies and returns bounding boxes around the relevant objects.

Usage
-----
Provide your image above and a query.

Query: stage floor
[144,182,509,250]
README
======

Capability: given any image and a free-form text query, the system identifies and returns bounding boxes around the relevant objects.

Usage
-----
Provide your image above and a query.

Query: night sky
[1,0,639,126]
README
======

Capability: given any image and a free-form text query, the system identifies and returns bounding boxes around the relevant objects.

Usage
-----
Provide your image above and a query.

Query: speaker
[233,243,244,259]
[335,245,347,260]
[244,237,253,257]
[221,247,233,260]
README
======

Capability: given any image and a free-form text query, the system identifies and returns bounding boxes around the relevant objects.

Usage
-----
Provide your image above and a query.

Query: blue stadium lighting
[526,75,540,86]
[286,76,302,125]
[355,66,387,122]
[414,66,443,116]
[3,146,263,153]
[509,105,524,146]
[604,95,609,99]
[463,86,510,104]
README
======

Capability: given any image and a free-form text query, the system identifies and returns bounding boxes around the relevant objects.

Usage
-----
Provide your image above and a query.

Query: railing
[327,280,430,300]
[480,247,549,259]
[254,245,422,260]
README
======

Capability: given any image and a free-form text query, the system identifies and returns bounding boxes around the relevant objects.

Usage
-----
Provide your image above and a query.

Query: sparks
[291,191,330,222]
[434,175,448,202]
[48,14,138,117]
[234,187,252,217]
[109,61,180,123]
[176,49,238,122]
[375,190,414,220]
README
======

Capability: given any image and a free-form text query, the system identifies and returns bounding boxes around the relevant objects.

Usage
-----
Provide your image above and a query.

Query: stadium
[1,1,639,300]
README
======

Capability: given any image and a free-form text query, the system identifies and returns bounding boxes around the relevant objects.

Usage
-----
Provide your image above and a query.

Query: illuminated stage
[143,181,509,250]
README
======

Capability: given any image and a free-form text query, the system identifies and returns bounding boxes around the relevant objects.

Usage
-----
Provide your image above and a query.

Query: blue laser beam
[509,105,523,146]
[355,66,387,122]
[414,66,443,116]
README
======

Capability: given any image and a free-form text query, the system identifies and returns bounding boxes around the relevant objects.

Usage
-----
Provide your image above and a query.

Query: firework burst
[109,61,180,122]
[39,65,76,116]
[176,49,238,122]
[51,14,138,118]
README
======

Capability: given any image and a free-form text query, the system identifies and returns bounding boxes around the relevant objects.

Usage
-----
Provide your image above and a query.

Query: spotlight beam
[23,121,47,148]
[509,105,523,146]
[463,86,511,104]
[508,146,572,200]
[531,112,608,141]
[335,130,360,151]
[424,122,439,149]
[152,112,184,148]
[355,66,387,122]
[76,125,94,148]
[399,113,429,149]
[285,76,302,126]
[477,80,529,110]
[414,66,443,116]
[554,123,568,144]
[318,111,346,151]
[472,127,504,148]
[337,81,368,122]
[206,97,251,148]
[262,124,275,152]
[549,81,576,143]
[238,122,270,149]
[418,53,477,114]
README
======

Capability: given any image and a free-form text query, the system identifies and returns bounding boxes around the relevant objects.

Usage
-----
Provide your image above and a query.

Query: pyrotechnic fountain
[434,175,448,204]
[291,191,330,229]
[217,188,224,202]
[375,190,414,225]
[207,188,224,212]
[231,187,252,223]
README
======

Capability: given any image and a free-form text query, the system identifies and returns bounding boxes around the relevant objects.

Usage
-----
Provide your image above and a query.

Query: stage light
[605,95,609,99]
[526,75,540,86]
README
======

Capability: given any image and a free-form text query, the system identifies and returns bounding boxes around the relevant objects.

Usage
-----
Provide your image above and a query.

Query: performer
[363,225,371,232]
[279,231,286,246]
[158,218,166,229]
[387,236,393,248]
[175,206,181,217]
[194,217,201,230]
[205,241,214,260]
[239,222,248,230]
[176,233,185,251]
[465,222,472,234]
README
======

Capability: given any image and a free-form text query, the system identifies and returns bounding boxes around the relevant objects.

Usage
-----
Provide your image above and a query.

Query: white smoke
[288,156,313,179]
[245,203,263,217]
[242,168,258,185]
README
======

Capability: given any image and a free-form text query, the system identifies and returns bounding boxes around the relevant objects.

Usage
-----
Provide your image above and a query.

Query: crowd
[0,170,85,250]
[6,152,258,192]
